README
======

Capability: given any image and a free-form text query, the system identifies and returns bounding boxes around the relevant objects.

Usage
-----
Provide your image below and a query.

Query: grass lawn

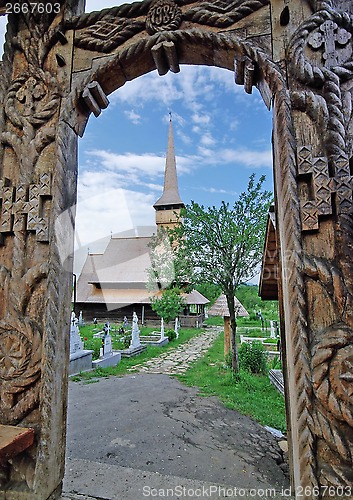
[176,331,287,433]
[70,324,204,382]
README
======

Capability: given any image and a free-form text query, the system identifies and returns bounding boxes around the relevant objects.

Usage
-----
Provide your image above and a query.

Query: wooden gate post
[1,0,353,498]
[271,0,353,494]
[0,1,84,498]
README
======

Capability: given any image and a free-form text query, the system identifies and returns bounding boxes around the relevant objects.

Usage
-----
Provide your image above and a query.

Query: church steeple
[154,116,185,230]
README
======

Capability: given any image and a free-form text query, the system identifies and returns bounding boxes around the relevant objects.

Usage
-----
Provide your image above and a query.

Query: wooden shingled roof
[259,205,279,300]
[208,294,249,318]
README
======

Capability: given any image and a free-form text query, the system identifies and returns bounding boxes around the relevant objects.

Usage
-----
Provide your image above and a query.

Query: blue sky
[0,1,273,278]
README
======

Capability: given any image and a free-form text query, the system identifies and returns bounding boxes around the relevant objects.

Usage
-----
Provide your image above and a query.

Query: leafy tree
[196,282,222,305]
[150,288,186,324]
[173,174,272,372]
[146,227,190,325]
[147,226,193,292]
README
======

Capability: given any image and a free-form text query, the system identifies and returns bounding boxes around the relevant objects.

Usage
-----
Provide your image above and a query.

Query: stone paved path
[132,326,222,375]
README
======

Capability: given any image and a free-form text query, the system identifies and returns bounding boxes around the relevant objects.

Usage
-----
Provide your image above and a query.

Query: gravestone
[70,312,84,355]
[78,310,85,326]
[160,318,165,341]
[175,318,179,339]
[102,324,113,358]
[130,312,141,349]
[69,313,93,376]
[270,320,276,339]
[92,323,121,369]
[119,313,147,357]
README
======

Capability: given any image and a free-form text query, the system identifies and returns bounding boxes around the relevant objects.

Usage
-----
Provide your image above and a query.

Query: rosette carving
[5,74,60,129]
[0,331,31,381]
[0,318,42,425]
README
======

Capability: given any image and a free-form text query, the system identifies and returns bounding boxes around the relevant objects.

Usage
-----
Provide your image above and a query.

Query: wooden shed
[259,205,279,300]
[208,294,249,356]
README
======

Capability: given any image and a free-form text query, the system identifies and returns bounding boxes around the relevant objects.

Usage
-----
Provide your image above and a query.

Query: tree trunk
[226,293,239,373]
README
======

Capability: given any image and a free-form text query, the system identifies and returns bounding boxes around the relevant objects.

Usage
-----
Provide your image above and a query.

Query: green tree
[196,282,222,305]
[150,288,186,324]
[147,226,193,292]
[173,174,272,373]
[147,228,189,324]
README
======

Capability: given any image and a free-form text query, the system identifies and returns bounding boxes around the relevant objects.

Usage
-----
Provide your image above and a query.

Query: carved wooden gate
[0,0,353,498]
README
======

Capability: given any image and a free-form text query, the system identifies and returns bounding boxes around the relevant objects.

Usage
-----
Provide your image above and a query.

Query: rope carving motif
[67,0,270,53]
[184,0,270,29]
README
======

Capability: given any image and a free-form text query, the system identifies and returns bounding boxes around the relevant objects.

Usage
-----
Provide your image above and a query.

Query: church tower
[154,116,185,231]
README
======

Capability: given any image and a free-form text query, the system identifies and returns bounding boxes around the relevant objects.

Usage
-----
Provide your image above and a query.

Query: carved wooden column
[271,0,353,495]
[0,1,83,498]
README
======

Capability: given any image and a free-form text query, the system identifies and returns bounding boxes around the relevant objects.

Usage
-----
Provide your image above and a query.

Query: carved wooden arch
[65,30,273,135]
[1,0,353,498]
[62,18,317,489]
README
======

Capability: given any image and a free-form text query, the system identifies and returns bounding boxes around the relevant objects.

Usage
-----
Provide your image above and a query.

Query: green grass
[70,325,204,382]
[176,332,286,433]
[236,327,267,337]
[79,323,173,359]
[205,316,224,326]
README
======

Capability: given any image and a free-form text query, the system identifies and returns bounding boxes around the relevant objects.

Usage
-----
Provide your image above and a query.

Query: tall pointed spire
[154,115,184,209]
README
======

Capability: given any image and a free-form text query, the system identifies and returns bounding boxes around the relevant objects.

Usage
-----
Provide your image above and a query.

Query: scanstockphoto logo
[54,192,177,311]
[141,485,283,498]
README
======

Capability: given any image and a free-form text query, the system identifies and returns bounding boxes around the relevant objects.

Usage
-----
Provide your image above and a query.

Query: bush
[83,338,101,360]
[239,341,268,374]
[123,335,132,349]
[269,355,282,370]
[166,329,177,342]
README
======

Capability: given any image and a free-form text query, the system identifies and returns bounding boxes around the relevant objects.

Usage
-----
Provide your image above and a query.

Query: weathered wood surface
[0,425,34,465]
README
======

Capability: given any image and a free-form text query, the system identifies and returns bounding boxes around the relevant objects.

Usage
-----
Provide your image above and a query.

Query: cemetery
[1,0,353,498]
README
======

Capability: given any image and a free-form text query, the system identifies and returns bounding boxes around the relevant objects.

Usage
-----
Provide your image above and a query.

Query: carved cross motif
[308,20,352,68]
[0,174,52,243]
[297,146,353,231]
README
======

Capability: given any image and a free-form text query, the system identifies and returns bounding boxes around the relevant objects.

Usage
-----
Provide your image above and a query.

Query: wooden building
[259,205,279,300]
[76,118,209,325]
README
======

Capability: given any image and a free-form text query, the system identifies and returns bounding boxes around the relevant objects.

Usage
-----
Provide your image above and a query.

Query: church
[75,118,209,326]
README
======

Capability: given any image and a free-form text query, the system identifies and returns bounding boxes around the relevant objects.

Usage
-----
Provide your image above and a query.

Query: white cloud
[192,113,211,125]
[0,17,7,56]
[72,169,157,274]
[200,133,216,147]
[200,186,238,196]
[82,143,272,190]
[218,148,272,168]
[124,110,142,124]
[110,66,241,111]
[75,184,155,247]
[84,149,193,180]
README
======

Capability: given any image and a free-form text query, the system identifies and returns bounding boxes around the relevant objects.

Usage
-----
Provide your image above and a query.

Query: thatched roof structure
[208,294,249,318]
